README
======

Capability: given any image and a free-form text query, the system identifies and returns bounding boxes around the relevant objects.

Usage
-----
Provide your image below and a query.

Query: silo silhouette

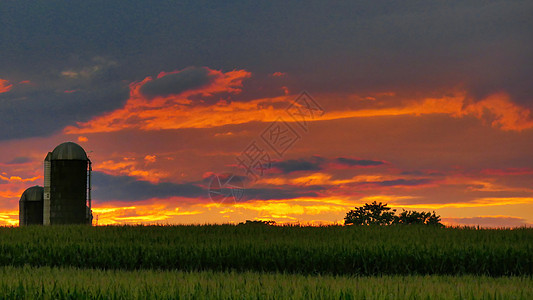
[19,186,44,225]
[43,142,92,225]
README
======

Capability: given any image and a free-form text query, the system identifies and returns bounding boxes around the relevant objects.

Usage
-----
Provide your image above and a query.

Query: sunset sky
[1,1,532,227]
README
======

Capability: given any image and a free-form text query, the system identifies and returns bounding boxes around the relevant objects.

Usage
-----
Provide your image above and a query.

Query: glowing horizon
[1,2,532,228]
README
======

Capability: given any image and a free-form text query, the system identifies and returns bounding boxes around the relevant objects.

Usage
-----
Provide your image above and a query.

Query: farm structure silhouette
[19,142,92,225]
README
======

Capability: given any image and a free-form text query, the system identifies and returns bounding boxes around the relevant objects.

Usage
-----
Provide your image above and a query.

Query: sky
[1,1,532,227]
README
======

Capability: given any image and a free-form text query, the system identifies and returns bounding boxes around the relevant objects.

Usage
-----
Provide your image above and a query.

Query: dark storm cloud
[271,156,385,174]
[201,173,250,186]
[0,79,129,140]
[335,157,385,167]
[0,55,131,141]
[291,1,533,107]
[92,172,205,202]
[1,0,531,142]
[271,157,325,174]
[139,67,213,99]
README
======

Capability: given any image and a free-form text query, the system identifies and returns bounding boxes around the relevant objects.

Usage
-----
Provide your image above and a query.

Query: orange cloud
[65,68,254,134]
[256,173,401,187]
[462,93,533,131]
[66,77,533,136]
[0,174,41,183]
[96,159,169,183]
[144,155,156,163]
[0,189,25,200]
[0,79,12,93]
[65,96,287,134]
[324,92,533,131]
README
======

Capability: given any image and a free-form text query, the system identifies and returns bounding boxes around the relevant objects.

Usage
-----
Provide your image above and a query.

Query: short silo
[19,186,44,226]
[44,142,92,225]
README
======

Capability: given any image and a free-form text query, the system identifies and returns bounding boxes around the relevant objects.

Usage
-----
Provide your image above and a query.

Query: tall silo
[19,186,44,226]
[43,142,92,225]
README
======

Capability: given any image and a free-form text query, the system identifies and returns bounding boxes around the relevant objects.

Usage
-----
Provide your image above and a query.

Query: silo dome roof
[51,142,88,160]
[20,186,44,202]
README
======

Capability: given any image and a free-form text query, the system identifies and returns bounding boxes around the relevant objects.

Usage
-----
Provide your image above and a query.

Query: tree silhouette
[344,201,396,225]
[393,209,443,226]
[344,202,443,226]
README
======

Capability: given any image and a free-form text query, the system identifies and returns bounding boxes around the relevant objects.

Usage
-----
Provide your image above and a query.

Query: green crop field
[0,225,531,298]
[1,225,531,275]
[0,266,531,299]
